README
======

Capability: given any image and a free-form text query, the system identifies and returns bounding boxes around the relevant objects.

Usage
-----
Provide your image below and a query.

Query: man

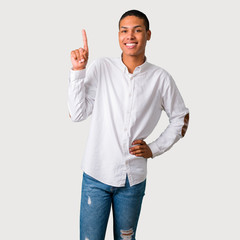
[68,10,189,240]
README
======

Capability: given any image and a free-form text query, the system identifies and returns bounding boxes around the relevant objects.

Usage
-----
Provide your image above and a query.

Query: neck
[122,53,146,74]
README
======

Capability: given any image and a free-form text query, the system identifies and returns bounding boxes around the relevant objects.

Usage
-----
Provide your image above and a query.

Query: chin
[123,49,138,56]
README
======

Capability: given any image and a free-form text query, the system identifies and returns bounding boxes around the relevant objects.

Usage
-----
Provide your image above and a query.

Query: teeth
[126,43,136,46]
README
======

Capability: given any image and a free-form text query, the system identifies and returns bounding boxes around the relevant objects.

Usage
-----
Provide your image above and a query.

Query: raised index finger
[82,29,88,51]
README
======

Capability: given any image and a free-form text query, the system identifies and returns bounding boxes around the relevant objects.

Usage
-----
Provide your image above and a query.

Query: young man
[68,10,189,240]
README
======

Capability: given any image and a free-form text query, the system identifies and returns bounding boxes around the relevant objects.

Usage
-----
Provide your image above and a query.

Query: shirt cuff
[69,68,86,82]
[148,141,161,159]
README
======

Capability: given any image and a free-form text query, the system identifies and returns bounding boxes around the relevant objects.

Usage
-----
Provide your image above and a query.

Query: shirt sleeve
[148,74,189,158]
[68,60,98,122]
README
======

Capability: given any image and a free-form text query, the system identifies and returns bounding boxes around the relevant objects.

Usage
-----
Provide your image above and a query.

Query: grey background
[0,0,239,239]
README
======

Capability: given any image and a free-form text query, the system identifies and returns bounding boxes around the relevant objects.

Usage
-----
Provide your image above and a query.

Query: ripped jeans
[80,172,146,240]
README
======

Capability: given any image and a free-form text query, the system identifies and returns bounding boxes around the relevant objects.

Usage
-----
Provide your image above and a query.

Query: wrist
[72,67,86,71]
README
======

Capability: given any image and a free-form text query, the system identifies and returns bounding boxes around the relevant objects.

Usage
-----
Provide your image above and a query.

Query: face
[119,16,151,59]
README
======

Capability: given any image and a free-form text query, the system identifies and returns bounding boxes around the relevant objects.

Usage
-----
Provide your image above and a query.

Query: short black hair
[119,10,150,31]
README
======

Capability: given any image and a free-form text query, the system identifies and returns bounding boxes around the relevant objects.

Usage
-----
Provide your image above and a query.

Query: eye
[121,30,127,33]
[136,29,142,32]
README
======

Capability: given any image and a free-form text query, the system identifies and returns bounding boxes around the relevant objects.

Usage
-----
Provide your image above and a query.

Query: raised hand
[71,29,89,71]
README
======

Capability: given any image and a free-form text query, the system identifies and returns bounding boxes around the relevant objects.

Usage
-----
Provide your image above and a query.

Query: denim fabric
[80,172,146,240]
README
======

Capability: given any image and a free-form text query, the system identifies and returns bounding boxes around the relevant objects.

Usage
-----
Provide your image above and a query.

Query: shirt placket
[122,73,135,181]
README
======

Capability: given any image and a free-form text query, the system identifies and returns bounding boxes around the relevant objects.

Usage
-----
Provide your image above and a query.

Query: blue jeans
[80,172,146,240]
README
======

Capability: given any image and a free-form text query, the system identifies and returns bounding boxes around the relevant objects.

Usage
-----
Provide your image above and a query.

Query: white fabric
[68,57,189,187]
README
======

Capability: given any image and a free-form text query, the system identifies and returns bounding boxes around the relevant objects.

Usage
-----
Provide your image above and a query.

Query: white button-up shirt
[68,57,189,187]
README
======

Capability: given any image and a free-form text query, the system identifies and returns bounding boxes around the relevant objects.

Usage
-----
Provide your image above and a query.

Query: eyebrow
[120,25,143,29]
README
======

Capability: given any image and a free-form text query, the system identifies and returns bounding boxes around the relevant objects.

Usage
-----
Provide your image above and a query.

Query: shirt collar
[119,54,149,74]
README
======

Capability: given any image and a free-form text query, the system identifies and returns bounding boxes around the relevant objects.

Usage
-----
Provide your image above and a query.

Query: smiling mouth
[125,43,137,49]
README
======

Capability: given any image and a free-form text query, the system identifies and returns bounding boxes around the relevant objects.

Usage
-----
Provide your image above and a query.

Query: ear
[147,30,151,41]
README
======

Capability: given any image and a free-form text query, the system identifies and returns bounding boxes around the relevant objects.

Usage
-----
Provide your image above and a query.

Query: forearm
[68,69,93,122]
[148,111,189,158]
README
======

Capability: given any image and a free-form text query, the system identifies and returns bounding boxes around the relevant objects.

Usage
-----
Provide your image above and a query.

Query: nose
[126,30,135,40]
